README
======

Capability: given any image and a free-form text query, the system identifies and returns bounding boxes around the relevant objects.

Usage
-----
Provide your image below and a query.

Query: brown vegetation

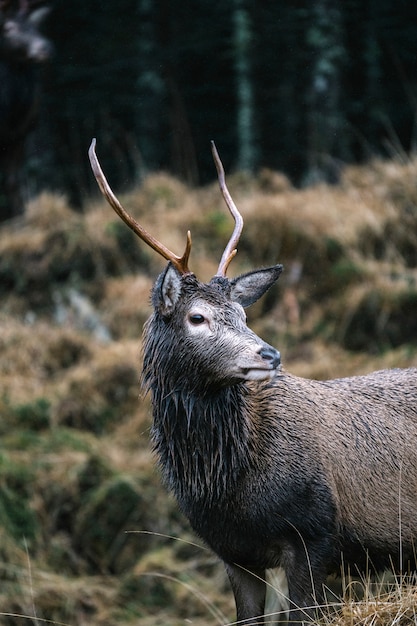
[0,156,416,624]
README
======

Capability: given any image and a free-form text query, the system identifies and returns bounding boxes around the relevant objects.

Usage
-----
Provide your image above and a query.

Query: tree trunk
[135,0,167,177]
[305,0,346,185]
[233,0,257,173]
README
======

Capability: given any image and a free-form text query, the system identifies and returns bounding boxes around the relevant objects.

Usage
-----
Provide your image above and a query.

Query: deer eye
[188,313,205,325]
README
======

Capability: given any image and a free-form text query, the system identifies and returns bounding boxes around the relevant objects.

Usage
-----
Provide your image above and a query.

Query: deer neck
[150,382,252,506]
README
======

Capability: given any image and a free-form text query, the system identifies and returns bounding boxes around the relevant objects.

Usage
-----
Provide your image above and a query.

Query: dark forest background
[28,0,417,206]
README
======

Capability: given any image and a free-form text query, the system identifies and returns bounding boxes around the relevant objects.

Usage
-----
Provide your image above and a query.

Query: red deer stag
[89,138,417,625]
[0,0,52,220]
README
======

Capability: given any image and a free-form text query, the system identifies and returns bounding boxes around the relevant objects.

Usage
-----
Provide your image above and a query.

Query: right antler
[88,139,192,276]
[211,141,243,277]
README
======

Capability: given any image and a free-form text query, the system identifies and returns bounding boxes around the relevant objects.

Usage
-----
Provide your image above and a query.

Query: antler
[211,141,243,277]
[88,139,192,276]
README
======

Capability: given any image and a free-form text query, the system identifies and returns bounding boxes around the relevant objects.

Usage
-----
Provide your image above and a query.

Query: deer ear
[29,7,51,27]
[230,265,283,308]
[154,263,183,316]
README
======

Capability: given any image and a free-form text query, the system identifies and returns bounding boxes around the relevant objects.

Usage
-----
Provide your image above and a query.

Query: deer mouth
[240,366,280,381]
[238,346,281,381]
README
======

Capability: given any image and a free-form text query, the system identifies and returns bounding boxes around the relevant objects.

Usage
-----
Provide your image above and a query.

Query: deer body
[88,140,417,625]
[143,266,417,624]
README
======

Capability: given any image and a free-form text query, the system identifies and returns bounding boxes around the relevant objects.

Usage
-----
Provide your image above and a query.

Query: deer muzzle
[238,344,281,382]
[259,346,281,369]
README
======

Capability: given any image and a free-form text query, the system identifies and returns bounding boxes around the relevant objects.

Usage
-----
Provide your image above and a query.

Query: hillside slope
[0,157,417,625]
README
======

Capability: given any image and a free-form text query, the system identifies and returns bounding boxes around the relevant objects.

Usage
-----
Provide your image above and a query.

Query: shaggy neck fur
[145,374,252,507]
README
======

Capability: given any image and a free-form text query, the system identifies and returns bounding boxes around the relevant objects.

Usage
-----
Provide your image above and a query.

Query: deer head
[0,0,52,64]
[88,140,282,387]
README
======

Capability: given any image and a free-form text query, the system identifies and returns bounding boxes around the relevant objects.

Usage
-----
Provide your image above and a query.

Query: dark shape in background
[0,0,52,220]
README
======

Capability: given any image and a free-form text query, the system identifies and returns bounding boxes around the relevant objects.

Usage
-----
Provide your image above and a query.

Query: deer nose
[259,346,281,369]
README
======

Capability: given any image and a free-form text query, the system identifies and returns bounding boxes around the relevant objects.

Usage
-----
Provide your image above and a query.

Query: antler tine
[88,139,192,275]
[211,141,243,277]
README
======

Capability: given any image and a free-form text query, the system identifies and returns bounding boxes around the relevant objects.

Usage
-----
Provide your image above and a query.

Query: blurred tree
[39,0,139,205]
[304,0,346,184]
[233,0,257,173]
[135,0,167,177]
[15,0,417,209]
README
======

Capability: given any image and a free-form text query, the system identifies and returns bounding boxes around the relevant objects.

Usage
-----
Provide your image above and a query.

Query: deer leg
[285,549,327,625]
[225,562,267,625]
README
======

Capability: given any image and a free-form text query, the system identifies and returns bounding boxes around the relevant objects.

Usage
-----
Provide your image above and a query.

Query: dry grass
[323,576,417,626]
[99,275,153,339]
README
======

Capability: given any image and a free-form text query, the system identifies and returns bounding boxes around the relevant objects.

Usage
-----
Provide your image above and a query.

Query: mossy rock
[73,476,151,573]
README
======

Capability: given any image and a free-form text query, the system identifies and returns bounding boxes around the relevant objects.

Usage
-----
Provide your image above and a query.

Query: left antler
[211,141,243,277]
[88,139,192,275]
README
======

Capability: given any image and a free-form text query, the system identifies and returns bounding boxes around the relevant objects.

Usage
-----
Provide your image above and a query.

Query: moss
[325,236,344,261]
[41,427,93,453]
[329,259,364,290]
[0,456,38,545]
[76,454,113,498]
[73,476,149,573]
[0,485,38,545]
[118,571,174,612]
[10,397,51,431]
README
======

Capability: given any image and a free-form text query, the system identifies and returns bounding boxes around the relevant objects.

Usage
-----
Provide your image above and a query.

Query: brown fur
[143,265,417,624]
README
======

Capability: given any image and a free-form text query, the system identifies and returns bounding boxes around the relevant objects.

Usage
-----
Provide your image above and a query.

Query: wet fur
[142,268,417,624]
